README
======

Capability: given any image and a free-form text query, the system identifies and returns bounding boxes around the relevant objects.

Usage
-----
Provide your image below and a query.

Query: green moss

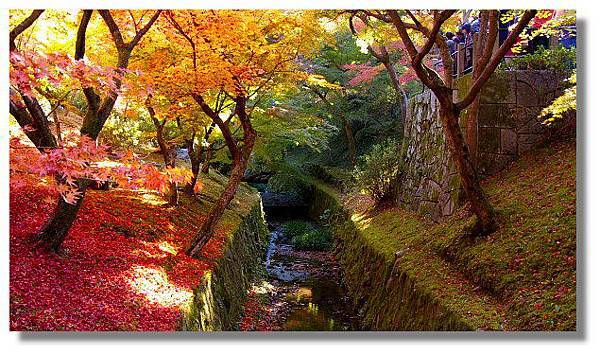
[300,139,576,331]
[180,175,269,331]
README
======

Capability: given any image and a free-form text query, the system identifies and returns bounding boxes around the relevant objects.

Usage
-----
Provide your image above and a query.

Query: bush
[503,46,576,74]
[292,229,333,251]
[353,138,403,202]
[282,220,313,239]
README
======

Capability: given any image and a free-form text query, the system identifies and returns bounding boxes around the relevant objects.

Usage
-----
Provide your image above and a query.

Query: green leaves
[353,138,403,202]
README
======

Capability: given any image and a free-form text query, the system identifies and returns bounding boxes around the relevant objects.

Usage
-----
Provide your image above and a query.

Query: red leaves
[10,135,192,205]
[342,63,385,87]
[9,180,216,331]
[10,51,124,98]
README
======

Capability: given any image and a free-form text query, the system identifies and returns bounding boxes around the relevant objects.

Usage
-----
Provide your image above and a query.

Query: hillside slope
[327,138,576,330]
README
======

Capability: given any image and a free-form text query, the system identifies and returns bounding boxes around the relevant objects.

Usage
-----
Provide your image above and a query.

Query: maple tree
[8,8,577,332]
[348,13,412,125]
[357,9,538,236]
[10,10,162,251]
[148,10,322,256]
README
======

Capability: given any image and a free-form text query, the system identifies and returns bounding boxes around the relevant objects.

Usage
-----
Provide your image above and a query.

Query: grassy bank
[306,139,576,330]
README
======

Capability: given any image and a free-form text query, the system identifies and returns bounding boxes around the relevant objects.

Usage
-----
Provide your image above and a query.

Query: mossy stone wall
[181,202,269,331]
[395,70,567,220]
[306,183,476,330]
[394,91,461,221]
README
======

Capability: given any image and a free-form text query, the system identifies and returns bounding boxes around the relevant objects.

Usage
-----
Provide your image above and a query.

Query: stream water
[240,190,359,331]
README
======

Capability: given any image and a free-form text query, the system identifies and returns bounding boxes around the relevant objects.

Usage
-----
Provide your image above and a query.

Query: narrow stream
[240,188,359,331]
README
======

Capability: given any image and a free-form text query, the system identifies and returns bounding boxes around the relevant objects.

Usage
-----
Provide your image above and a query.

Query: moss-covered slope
[306,139,576,331]
[180,172,269,331]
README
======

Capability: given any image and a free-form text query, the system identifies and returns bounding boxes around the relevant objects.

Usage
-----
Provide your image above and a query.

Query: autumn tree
[156,10,321,257]
[9,9,161,251]
[360,9,537,236]
[348,13,411,125]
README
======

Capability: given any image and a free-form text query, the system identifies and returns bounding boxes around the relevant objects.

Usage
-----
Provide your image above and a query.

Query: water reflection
[262,222,358,331]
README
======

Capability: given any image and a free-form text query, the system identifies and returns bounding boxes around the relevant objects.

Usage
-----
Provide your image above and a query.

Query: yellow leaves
[165,166,193,185]
[540,73,576,125]
[306,74,342,90]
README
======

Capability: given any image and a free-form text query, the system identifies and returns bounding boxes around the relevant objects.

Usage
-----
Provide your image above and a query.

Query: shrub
[503,46,576,74]
[292,229,333,251]
[282,220,313,239]
[353,138,403,202]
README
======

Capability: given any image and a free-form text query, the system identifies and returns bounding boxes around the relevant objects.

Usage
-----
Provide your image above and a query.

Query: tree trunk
[466,97,480,164]
[185,139,202,195]
[148,101,179,205]
[439,105,496,235]
[186,96,257,257]
[382,60,409,126]
[186,156,248,257]
[342,118,357,166]
[187,134,255,257]
[163,149,179,206]
[201,146,212,174]
[35,179,90,252]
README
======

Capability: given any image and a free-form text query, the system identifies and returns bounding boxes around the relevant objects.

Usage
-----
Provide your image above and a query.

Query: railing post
[457,43,465,76]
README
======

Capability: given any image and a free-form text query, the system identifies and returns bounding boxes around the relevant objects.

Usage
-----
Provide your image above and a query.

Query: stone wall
[394,91,462,220]
[305,181,495,330]
[394,70,568,220]
[181,200,269,331]
[456,70,568,176]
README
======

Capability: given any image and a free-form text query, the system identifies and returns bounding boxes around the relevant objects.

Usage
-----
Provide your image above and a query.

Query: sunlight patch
[127,266,193,309]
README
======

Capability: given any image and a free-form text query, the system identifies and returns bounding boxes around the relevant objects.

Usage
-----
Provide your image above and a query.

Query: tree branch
[74,10,93,60]
[128,10,161,50]
[98,10,126,49]
[456,10,537,109]
[413,10,455,66]
[386,10,419,59]
[192,94,240,160]
[9,10,44,51]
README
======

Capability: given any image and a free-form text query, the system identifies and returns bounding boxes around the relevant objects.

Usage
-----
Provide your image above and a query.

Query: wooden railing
[434,32,500,79]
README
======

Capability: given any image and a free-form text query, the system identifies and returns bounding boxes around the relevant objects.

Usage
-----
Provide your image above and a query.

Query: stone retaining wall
[393,70,569,220]
[181,201,269,331]
[306,181,481,330]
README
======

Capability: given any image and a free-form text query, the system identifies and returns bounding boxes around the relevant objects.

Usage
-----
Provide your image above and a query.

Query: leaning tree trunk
[439,104,496,235]
[36,179,91,252]
[187,117,256,258]
[186,155,248,257]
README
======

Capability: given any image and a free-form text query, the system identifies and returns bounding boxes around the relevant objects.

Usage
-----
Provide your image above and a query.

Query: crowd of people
[445,16,480,55]
[441,15,481,74]
[434,11,574,77]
